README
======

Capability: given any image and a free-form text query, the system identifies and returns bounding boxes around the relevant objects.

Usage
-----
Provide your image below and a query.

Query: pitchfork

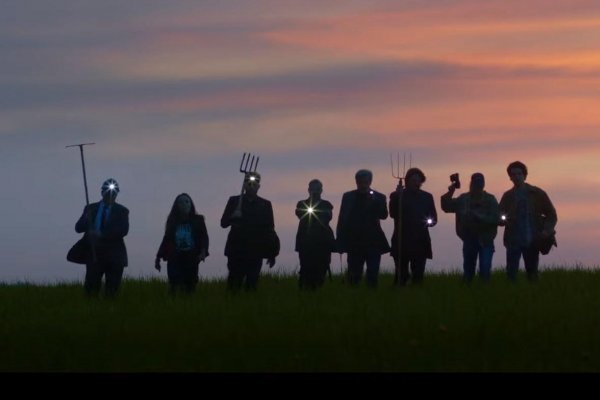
[391,152,411,285]
[234,152,260,214]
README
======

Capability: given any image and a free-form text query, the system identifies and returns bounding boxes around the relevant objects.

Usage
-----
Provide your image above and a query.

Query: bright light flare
[501,215,507,221]
[298,200,327,228]
[427,218,433,225]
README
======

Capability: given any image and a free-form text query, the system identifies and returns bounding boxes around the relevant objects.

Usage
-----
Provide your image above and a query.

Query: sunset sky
[2,0,599,283]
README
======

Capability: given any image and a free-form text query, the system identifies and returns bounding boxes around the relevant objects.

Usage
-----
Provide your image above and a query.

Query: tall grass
[1,269,599,372]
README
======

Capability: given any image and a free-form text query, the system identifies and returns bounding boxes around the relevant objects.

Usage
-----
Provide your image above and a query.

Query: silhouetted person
[389,168,437,286]
[75,179,129,297]
[337,169,390,287]
[441,173,499,283]
[221,172,279,291]
[155,193,209,295]
[295,179,335,290]
[499,161,557,282]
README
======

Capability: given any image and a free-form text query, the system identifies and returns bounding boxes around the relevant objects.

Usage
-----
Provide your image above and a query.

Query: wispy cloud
[2,1,600,281]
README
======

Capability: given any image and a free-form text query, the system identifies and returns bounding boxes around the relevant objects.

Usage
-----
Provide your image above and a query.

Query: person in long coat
[75,178,129,297]
[295,179,335,290]
[221,172,279,291]
[337,169,390,287]
[389,168,437,286]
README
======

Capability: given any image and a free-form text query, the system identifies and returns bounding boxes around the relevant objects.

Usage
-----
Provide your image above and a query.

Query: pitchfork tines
[239,152,260,174]
[391,152,412,182]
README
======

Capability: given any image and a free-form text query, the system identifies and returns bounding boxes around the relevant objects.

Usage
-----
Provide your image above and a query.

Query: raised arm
[440,186,458,213]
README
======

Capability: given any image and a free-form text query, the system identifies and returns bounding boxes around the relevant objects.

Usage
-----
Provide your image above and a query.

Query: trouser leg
[347,252,366,286]
[506,247,522,282]
[410,257,427,284]
[104,262,124,297]
[298,252,312,289]
[365,251,381,287]
[397,255,410,285]
[523,245,540,282]
[462,239,478,283]
[84,262,103,296]
[478,244,494,282]
[244,258,263,291]
[181,254,199,294]
[227,257,244,292]
[315,252,331,288]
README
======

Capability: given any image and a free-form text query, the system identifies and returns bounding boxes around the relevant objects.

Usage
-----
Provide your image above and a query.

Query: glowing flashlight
[307,207,314,214]
[108,183,116,191]
[501,215,507,221]
[249,176,256,181]
[427,218,434,226]
[369,190,374,195]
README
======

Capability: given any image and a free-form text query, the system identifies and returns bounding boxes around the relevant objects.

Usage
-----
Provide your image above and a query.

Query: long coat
[75,201,129,266]
[336,190,390,254]
[221,195,280,259]
[156,214,210,262]
[294,198,335,253]
[389,189,437,259]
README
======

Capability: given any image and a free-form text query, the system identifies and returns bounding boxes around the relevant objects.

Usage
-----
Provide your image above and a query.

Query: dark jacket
[75,201,129,266]
[294,198,335,253]
[441,191,499,246]
[389,189,437,259]
[336,190,390,254]
[221,195,280,259]
[498,183,557,249]
[156,214,209,262]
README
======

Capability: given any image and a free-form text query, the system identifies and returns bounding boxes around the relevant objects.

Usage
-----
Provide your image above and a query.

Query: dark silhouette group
[70,160,557,296]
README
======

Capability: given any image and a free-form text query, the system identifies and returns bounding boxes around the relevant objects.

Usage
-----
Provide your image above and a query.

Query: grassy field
[1,268,599,372]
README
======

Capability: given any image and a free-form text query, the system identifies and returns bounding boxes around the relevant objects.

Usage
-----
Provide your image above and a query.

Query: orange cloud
[261,4,600,70]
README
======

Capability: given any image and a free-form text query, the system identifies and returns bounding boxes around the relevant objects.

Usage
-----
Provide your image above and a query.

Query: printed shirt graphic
[175,224,194,251]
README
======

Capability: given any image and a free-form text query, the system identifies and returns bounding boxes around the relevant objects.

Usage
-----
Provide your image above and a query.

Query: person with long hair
[155,193,209,294]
